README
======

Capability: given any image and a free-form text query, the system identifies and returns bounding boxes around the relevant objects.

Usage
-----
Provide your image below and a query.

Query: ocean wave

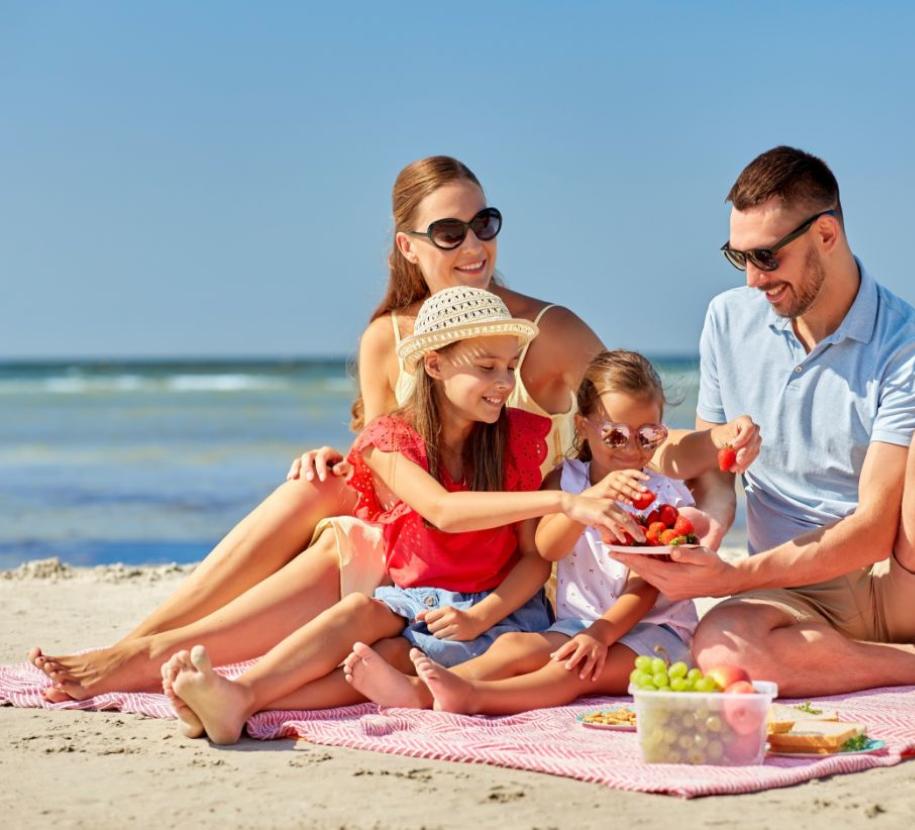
[0,373,292,395]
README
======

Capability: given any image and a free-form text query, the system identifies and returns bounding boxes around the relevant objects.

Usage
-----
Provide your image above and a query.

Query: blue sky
[3,1,914,359]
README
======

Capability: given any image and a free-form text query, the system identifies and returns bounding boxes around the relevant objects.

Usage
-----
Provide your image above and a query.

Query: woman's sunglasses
[597,421,669,452]
[403,207,502,251]
[720,209,837,272]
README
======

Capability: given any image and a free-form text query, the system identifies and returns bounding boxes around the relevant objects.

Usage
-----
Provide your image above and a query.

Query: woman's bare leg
[40,530,347,700]
[413,642,638,715]
[167,593,406,744]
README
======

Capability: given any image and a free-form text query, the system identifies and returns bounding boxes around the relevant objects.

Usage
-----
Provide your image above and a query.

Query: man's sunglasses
[597,421,669,452]
[403,207,502,251]
[721,209,837,272]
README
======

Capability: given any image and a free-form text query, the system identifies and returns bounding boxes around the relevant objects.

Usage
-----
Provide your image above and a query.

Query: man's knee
[692,603,780,677]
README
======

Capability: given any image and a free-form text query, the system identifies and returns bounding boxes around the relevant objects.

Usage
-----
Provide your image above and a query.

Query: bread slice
[768,720,867,754]
[767,702,840,734]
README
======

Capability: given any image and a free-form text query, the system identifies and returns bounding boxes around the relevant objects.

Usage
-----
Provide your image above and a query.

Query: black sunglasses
[721,209,837,272]
[403,207,502,251]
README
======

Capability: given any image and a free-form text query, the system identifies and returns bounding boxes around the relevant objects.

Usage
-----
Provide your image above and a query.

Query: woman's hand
[286,446,350,482]
[416,606,487,641]
[562,493,645,544]
[585,468,651,506]
[550,629,611,681]
[712,415,761,474]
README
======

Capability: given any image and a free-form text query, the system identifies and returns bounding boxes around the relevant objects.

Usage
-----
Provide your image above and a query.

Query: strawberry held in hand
[631,489,656,511]
[717,444,737,472]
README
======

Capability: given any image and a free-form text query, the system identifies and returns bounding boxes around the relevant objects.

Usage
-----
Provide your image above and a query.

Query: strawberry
[669,535,688,546]
[644,508,662,527]
[659,528,680,545]
[646,521,667,546]
[658,504,679,528]
[631,489,656,511]
[718,444,737,472]
[673,515,694,536]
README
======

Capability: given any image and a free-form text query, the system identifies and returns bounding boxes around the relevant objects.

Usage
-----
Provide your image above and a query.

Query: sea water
[0,357,745,568]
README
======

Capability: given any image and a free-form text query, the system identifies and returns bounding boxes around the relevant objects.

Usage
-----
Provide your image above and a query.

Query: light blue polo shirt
[697,262,915,554]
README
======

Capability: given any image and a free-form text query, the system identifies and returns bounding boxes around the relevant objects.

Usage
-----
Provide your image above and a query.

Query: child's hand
[585,469,651,507]
[416,606,487,641]
[563,493,646,544]
[550,630,611,681]
[712,416,761,474]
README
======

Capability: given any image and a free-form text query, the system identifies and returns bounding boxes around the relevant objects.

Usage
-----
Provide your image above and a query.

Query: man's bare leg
[30,475,354,684]
[412,642,637,715]
[37,530,346,700]
[167,593,405,744]
[344,631,563,709]
[692,600,915,696]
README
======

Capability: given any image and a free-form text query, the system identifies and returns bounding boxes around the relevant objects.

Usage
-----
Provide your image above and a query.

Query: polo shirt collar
[766,258,878,344]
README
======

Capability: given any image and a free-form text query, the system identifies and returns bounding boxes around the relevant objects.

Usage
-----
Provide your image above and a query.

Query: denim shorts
[373,585,553,668]
[547,619,693,665]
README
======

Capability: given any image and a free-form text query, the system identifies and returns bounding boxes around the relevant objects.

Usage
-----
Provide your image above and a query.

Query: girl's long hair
[350,156,483,431]
[406,347,508,493]
[573,350,667,462]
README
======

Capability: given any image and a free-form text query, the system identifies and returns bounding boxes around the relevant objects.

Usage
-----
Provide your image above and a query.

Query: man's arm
[682,417,738,551]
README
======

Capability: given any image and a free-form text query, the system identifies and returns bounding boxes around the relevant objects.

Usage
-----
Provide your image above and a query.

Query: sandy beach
[2,557,913,830]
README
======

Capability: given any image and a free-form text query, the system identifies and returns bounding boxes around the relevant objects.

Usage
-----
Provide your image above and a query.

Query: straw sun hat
[397,286,539,372]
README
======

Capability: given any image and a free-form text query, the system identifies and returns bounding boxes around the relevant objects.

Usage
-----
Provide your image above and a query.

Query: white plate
[767,738,885,758]
[576,708,637,731]
[605,544,701,555]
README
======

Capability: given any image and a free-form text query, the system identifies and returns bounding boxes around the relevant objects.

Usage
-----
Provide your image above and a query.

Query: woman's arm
[357,315,401,424]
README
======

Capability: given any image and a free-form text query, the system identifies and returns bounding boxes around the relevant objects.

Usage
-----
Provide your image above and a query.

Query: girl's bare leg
[40,530,347,700]
[344,631,564,709]
[412,642,638,715]
[167,593,406,744]
[30,476,355,686]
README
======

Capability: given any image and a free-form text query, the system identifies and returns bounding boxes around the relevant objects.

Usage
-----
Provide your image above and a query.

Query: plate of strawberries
[606,498,701,555]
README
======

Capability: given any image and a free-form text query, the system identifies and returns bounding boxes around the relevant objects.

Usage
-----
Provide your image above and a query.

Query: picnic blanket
[3,658,913,798]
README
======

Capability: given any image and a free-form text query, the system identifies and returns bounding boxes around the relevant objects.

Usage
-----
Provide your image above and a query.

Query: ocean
[0,357,744,569]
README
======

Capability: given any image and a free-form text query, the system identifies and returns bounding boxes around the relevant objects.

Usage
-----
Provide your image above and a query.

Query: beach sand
[2,556,913,829]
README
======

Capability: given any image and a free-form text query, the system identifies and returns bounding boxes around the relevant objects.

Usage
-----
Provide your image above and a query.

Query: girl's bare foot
[170,646,253,745]
[161,658,205,738]
[28,641,156,701]
[410,648,477,713]
[342,642,427,709]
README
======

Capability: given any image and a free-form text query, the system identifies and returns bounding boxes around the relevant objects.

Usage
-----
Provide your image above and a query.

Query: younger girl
[163,289,642,743]
[343,350,759,715]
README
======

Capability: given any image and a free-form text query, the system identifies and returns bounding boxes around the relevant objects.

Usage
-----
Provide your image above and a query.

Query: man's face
[728,197,827,319]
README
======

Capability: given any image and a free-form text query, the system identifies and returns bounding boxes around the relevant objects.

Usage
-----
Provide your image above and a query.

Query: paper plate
[605,544,701,555]
[767,738,886,758]
[576,708,637,731]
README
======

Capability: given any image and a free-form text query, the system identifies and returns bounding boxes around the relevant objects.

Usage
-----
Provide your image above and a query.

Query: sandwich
[767,702,840,734]
[767,720,867,755]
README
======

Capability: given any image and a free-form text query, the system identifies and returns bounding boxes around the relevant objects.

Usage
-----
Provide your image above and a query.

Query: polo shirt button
[794,366,803,374]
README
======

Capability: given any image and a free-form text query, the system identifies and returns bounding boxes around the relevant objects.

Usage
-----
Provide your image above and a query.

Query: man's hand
[713,415,761,474]
[675,506,727,552]
[416,606,487,641]
[610,547,742,600]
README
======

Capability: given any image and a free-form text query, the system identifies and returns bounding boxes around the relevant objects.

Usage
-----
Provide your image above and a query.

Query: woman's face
[396,180,497,294]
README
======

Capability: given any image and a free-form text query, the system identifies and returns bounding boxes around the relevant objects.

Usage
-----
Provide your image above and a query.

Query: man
[614,146,915,695]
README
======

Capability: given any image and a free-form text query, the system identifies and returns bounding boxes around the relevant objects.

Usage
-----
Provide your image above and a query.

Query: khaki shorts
[312,516,392,598]
[724,554,915,643]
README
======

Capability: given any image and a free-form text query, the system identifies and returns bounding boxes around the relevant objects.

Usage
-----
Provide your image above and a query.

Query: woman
[30,156,604,700]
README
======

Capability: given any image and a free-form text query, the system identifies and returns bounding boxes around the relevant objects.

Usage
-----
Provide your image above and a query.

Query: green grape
[652,672,670,688]
[686,668,703,682]
[694,677,719,693]
[670,677,689,692]
[634,655,654,672]
[686,749,706,765]
[650,657,667,675]
[632,671,655,688]
[679,712,696,730]
[662,727,678,745]
[629,668,642,683]
[693,732,709,749]
[706,740,724,761]
[705,715,723,733]
[638,678,658,691]
[668,661,688,680]
[681,678,697,692]
[677,734,693,750]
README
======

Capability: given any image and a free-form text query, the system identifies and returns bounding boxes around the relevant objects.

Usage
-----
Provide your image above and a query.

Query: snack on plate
[581,708,637,728]
[767,720,867,755]
[767,702,840,734]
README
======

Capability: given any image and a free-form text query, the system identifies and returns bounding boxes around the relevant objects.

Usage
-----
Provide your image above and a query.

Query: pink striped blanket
[2,658,913,798]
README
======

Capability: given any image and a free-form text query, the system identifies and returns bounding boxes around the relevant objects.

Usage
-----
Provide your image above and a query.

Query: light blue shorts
[547,619,693,665]
[373,585,552,668]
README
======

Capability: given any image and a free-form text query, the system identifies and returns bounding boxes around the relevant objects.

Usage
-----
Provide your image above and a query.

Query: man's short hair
[727,146,843,219]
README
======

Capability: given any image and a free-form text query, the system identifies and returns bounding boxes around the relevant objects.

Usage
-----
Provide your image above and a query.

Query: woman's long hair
[406,346,508,493]
[350,156,483,431]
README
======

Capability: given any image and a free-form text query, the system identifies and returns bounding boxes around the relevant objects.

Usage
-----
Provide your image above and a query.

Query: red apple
[722,681,765,735]
[724,680,756,695]
[705,664,751,691]
[724,729,763,763]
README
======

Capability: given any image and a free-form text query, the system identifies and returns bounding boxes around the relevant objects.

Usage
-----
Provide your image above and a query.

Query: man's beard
[780,248,826,319]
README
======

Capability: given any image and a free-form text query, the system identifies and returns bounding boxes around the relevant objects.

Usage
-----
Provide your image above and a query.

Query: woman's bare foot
[342,642,428,709]
[169,646,253,745]
[410,648,477,713]
[161,659,205,738]
[28,641,157,701]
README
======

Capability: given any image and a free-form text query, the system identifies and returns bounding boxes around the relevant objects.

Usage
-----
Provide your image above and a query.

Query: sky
[3,1,914,359]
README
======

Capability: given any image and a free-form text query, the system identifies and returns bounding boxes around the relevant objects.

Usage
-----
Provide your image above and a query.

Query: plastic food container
[632,680,778,765]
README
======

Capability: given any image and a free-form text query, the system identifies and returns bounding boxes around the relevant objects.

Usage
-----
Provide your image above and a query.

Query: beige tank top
[391,305,576,477]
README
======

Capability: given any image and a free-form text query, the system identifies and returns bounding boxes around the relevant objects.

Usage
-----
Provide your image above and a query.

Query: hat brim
[398,318,540,372]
